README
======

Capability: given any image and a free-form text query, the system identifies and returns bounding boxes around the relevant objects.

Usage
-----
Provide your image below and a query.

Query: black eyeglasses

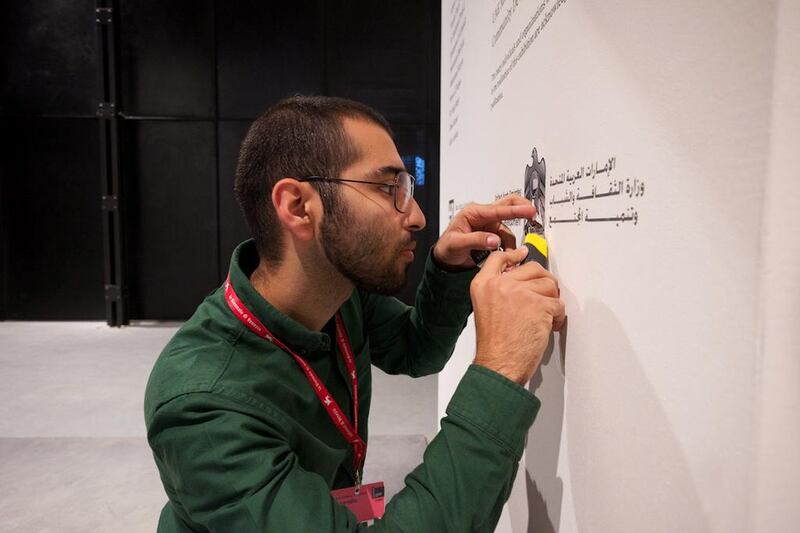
[299,171,416,213]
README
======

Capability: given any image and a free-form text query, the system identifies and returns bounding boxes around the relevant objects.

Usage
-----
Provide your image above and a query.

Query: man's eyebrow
[365,165,406,181]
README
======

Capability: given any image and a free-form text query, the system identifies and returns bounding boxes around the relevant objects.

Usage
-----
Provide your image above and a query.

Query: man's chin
[356,277,408,296]
[352,267,409,295]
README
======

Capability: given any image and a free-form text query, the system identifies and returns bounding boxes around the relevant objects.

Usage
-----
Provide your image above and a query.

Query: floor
[0,321,437,532]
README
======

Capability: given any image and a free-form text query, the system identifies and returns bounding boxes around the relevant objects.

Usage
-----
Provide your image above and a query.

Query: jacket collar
[226,239,333,353]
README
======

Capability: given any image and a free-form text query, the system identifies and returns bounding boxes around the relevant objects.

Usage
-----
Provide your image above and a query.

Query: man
[144,95,565,532]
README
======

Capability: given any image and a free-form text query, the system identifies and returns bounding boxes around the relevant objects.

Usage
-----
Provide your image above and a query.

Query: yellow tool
[469,232,548,269]
[521,232,548,269]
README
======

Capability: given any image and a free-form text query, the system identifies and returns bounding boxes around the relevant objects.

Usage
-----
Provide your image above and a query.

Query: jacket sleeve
[360,248,477,377]
[147,365,539,533]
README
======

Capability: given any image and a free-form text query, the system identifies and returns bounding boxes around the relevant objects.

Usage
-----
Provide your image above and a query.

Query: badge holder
[331,473,385,523]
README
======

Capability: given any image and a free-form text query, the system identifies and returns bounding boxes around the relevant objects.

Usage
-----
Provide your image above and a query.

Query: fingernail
[486,235,501,248]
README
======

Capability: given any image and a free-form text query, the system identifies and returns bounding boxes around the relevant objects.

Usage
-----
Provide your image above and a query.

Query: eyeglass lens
[396,172,415,212]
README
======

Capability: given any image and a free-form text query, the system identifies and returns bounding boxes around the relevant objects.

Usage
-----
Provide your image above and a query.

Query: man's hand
[433,194,535,270]
[470,247,566,386]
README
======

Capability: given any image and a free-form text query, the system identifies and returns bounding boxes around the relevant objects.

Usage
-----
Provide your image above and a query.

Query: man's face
[319,118,426,295]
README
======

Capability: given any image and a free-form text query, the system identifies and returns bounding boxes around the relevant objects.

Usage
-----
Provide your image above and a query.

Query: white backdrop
[437,1,800,531]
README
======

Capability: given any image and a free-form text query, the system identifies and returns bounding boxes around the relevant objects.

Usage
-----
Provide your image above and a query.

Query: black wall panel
[2,118,104,319]
[124,121,218,319]
[324,2,435,126]
[0,119,8,320]
[118,0,215,117]
[217,121,252,272]
[217,1,325,120]
[1,0,99,116]
[2,0,441,320]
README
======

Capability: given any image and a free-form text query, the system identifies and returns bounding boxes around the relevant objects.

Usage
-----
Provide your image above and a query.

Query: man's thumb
[482,246,528,274]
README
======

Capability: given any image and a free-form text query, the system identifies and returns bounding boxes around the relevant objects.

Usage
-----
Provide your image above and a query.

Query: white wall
[753,1,800,531]
[438,1,799,531]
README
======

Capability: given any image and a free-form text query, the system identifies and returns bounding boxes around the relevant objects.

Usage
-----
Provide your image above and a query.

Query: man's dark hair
[234,95,393,264]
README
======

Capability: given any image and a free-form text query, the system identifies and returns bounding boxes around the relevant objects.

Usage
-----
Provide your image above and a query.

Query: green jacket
[144,239,540,532]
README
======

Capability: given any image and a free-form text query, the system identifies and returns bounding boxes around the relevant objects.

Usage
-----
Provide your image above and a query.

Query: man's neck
[249,252,353,332]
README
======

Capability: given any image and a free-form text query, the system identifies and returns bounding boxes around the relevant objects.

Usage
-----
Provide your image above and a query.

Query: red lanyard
[224,277,366,484]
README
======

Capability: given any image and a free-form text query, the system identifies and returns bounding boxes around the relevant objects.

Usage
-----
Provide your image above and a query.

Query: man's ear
[271,178,317,241]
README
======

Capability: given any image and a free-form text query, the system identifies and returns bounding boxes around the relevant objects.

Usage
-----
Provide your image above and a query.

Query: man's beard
[320,205,412,295]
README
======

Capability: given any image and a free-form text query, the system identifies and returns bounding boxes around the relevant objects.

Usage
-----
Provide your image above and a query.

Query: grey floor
[0,322,437,532]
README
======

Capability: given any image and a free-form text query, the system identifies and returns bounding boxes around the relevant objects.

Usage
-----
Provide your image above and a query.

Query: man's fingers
[493,194,531,207]
[446,230,504,253]
[504,260,559,285]
[497,223,516,251]
[515,277,560,298]
[463,203,536,228]
[548,297,567,331]
[480,246,529,275]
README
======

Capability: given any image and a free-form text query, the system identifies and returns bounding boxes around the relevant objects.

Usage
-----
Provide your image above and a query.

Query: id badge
[331,481,385,523]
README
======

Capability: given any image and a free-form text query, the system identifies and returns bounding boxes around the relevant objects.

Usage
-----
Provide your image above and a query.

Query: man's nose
[404,197,426,232]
